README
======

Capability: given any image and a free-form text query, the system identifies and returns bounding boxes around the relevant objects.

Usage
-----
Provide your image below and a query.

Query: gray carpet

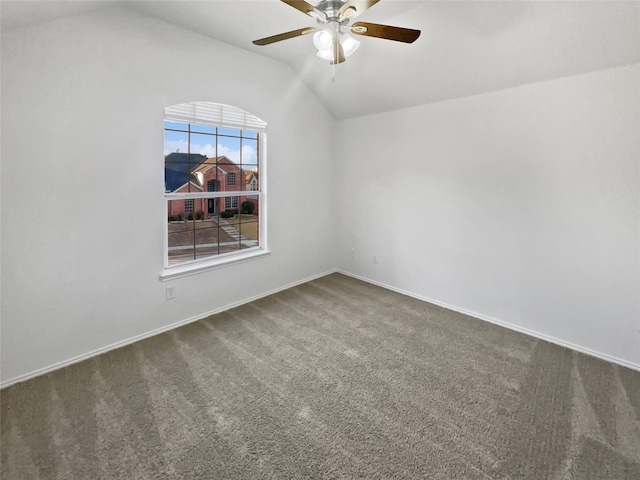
[1,273,639,479]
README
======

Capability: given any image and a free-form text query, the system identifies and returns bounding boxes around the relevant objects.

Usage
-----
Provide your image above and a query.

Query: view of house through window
[164,102,265,268]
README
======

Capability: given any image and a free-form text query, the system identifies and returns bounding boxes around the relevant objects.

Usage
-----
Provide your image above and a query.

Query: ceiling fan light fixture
[314,30,359,62]
[312,29,333,51]
[316,48,334,61]
[340,33,360,57]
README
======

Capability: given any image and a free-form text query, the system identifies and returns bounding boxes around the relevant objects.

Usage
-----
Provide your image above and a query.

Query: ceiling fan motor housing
[316,0,354,24]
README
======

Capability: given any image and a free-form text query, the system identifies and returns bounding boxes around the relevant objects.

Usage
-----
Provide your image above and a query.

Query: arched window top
[164,102,266,132]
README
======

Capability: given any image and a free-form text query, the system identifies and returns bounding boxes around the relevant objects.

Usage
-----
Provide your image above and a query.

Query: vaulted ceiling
[2,1,639,119]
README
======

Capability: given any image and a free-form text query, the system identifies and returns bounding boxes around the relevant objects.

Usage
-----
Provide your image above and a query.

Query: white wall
[336,65,640,368]
[2,6,638,385]
[0,7,337,384]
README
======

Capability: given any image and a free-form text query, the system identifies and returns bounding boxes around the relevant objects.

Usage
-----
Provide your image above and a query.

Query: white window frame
[161,102,269,281]
[227,172,236,186]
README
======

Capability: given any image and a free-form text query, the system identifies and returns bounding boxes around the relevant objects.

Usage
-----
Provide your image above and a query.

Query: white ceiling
[2,0,639,120]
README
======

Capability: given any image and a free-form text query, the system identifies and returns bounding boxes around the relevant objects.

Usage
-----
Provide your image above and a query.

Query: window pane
[165,161,191,194]
[190,123,216,135]
[218,135,241,164]
[168,220,196,265]
[241,138,258,165]
[189,133,216,157]
[164,120,189,131]
[242,130,258,139]
[225,210,259,235]
[168,199,207,220]
[240,197,258,215]
[218,127,241,138]
[243,167,259,191]
[194,224,220,259]
[166,155,208,193]
[164,129,189,156]
[167,199,187,219]
[239,220,259,248]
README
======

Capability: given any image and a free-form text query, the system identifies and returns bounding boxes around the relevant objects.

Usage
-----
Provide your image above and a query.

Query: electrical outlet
[166,286,176,300]
[351,248,356,258]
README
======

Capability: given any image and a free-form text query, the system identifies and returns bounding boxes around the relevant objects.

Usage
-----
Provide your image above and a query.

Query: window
[163,102,267,277]
[225,196,239,209]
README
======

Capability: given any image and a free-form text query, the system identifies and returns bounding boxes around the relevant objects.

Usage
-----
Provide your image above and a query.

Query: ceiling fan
[253,0,421,65]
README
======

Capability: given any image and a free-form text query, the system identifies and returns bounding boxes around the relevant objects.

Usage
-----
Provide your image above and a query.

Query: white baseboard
[337,270,640,372]
[0,269,339,389]
[4,267,637,389]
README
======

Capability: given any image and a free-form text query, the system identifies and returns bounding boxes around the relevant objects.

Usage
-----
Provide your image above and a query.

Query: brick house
[165,153,259,217]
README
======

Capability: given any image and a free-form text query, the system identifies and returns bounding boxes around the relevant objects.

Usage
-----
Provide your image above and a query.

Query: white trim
[4,268,637,388]
[166,190,260,200]
[0,269,338,390]
[337,270,640,372]
[161,248,270,281]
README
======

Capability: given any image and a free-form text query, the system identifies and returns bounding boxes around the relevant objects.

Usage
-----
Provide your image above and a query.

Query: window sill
[160,249,271,282]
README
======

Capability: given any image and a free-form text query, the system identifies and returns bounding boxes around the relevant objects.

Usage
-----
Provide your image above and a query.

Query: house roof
[191,156,234,175]
[164,152,207,168]
[165,153,251,192]
[164,152,207,192]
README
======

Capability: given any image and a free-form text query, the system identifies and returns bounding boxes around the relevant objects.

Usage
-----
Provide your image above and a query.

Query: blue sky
[164,121,258,166]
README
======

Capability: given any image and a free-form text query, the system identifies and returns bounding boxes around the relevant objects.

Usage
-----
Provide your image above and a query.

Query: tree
[241,200,255,215]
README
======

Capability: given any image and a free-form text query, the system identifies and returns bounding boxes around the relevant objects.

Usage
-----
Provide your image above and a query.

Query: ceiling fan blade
[332,38,346,64]
[281,0,325,19]
[339,0,381,21]
[253,27,316,46]
[351,21,421,43]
